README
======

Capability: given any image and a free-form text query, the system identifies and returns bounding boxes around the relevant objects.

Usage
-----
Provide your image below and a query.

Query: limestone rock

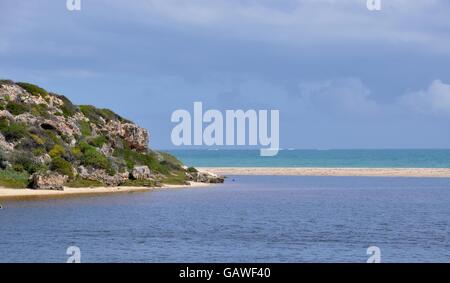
[77,166,129,186]
[0,133,15,152]
[31,172,68,190]
[105,121,149,152]
[187,171,225,184]
[131,166,152,180]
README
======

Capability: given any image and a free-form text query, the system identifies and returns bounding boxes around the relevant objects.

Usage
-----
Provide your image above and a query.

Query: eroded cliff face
[0,80,225,189]
[0,82,149,153]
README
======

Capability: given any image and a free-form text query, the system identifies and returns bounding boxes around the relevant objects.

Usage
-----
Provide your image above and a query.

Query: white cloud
[400,80,450,115]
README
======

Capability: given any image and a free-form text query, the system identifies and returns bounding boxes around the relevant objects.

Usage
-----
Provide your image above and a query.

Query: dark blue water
[168,149,450,168]
[0,176,449,263]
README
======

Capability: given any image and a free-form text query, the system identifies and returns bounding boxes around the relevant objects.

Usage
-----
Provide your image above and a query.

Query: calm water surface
[0,176,449,263]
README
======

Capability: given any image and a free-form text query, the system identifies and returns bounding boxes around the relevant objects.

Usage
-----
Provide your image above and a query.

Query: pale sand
[0,182,210,201]
[199,167,450,178]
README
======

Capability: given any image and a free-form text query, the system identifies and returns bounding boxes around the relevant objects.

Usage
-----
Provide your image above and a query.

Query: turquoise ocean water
[168,149,450,168]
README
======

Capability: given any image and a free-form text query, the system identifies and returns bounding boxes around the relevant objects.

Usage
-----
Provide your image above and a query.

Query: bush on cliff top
[53,94,78,117]
[0,79,14,86]
[79,105,131,124]
[16,82,49,98]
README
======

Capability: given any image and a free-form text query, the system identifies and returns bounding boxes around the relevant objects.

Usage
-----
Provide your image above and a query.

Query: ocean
[0,175,449,263]
[168,149,450,168]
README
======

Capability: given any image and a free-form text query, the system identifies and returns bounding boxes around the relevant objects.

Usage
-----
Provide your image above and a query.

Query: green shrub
[113,146,173,174]
[31,103,50,118]
[88,135,107,148]
[49,144,66,158]
[79,121,92,136]
[71,146,82,159]
[187,167,198,173]
[162,171,189,185]
[82,148,111,171]
[0,79,14,86]
[98,108,131,123]
[11,152,45,174]
[53,94,78,117]
[45,130,62,145]
[0,150,7,169]
[14,134,42,152]
[30,134,45,145]
[121,179,158,187]
[1,122,28,142]
[159,151,183,166]
[78,140,92,151]
[50,156,74,178]
[32,147,46,156]
[38,131,56,152]
[65,177,103,188]
[17,82,49,98]
[6,102,30,115]
[0,169,30,188]
[79,105,102,124]
[97,108,117,121]
[0,117,9,130]
[78,142,114,175]
[80,105,131,124]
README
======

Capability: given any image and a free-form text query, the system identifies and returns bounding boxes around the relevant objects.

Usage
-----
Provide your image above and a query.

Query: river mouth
[1,175,448,263]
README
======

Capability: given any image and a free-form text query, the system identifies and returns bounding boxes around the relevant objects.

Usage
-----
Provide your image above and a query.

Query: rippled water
[0,176,449,263]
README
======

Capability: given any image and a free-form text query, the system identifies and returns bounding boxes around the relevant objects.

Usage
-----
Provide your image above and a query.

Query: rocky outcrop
[131,166,152,180]
[105,121,149,152]
[31,172,68,190]
[186,171,225,184]
[78,166,129,186]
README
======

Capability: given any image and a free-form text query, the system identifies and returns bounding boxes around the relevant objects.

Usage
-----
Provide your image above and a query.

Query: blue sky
[1,0,450,149]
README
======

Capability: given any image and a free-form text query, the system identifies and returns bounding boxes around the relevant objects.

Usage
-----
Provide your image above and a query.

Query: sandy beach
[199,167,450,178]
[0,182,210,201]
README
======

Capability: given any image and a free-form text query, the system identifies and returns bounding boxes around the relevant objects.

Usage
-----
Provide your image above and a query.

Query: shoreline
[199,167,450,178]
[0,182,210,201]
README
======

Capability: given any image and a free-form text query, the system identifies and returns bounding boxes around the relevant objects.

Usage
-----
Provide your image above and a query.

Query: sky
[1,0,450,149]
